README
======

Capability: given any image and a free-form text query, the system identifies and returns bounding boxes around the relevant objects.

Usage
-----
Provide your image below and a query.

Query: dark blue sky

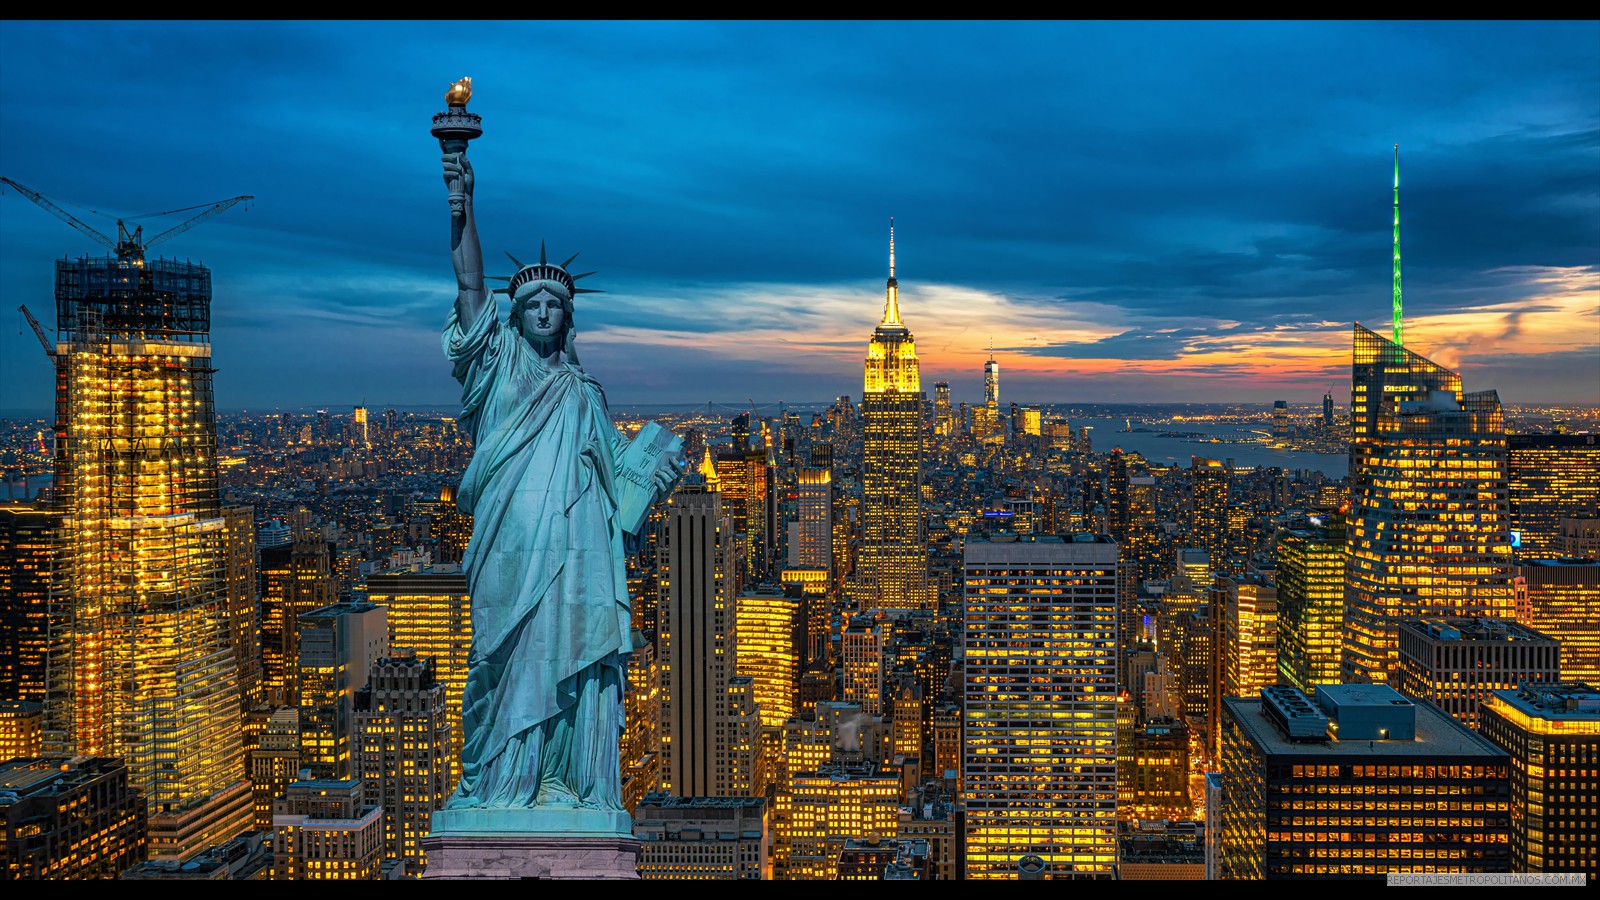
[1,21,1595,413]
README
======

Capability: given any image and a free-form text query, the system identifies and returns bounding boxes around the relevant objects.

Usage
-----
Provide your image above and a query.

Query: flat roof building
[1395,616,1559,731]
[1479,682,1600,877]
[1215,684,1511,880]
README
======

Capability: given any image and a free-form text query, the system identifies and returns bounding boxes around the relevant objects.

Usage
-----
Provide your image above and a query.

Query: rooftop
[1519,557,1599,568]
[1488,682,1600,719]
[1399,616,1557,643]
[1225,692,1504,759]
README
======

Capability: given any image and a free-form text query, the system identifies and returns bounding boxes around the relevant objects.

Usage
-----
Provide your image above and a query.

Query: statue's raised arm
[444,150,488,328]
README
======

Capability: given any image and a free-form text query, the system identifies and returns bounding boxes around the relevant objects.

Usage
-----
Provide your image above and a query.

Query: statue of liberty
[435,130,680,824]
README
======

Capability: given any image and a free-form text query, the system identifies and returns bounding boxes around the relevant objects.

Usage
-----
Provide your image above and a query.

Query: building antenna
[880,216,902,327]
[1392,144,1403,346]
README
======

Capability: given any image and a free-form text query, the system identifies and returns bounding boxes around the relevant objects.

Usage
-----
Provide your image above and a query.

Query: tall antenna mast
[1392,144,1403,346]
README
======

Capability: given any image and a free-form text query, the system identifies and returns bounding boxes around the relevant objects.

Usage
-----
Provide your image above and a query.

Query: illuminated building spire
[880,217,902,328]
[1393,144,1403,346]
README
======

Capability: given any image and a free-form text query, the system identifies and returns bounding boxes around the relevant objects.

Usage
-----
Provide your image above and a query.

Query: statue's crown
[489,243,603,298]
[509,261,575,298]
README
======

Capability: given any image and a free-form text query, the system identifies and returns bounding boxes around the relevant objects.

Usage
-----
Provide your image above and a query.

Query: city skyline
[1,20,1596,412]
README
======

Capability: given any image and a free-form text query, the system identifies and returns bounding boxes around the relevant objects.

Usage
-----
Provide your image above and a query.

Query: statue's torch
[432,77,483,214]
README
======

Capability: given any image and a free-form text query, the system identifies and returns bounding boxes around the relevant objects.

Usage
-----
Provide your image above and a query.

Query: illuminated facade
[1190,459,1230,573]
[259,539,339,708]
[1479,682,1600,876]
[714,449,770,582]
[1222,573,1278,704]
[1131,717,1191,821]
[658,483,739,796]
[1344,326,1514,684]
[44,254,251,861]
[1276,525,1345,693]
[297,601,387,780]
[1395,617,1559,731]
[634,794,769,879]
[1507,434,1599,557]
[789,467,832,576]
[735,588,801,728]
[1020,407,1041,438]
[783,766,901,880]
[984,353,999,410]
[858,220,928,609]
[221,505,261,709]
[622,639,662,813]
[1,756,147,879]
[1516,558,1600,685]
[842,616,888,717]
[271,778,383,880]
[353,653,451,874]
[249,707,300,832]
[0,503,53,704]
[364,567,470,789]
[0,701,43,760]
[963,534,1119,879]
[933,382,953,437]
[1216,684,1511,880]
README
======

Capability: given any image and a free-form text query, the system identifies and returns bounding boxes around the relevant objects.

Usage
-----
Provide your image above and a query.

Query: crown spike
[570,271,598,281]
[561,251,581,268]
[505,251,524,268]
[573,287,605,295]
[540,240,548,266]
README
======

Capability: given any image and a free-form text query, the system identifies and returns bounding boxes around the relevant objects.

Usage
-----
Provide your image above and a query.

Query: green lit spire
[1393,143,1403,346]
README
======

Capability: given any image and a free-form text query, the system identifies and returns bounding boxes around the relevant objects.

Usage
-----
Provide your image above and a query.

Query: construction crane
[17,304,54,359]
[0,177,251,266]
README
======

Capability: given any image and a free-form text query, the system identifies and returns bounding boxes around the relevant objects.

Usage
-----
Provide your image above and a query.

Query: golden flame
[446,76,473,108]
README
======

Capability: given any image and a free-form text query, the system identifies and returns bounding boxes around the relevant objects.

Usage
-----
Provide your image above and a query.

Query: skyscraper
[353,652,452,874]
[1344,327,1514,684]
[1215,684,1511,879]
[858,220,928,609]
[364,566,471,789]
[1507,434,1600,557]
[221,505,262,710]
[963,533,1119,879]
[0,502,53,704]
[933,382,953,437]
[1515,558,1600,684]
[1221,572,1279,704]
[297,601,388,780]
[1275,523,1345,693]
[1479,682,1600,876]
[1394,617,1559,731]
[44,251,251,860]
[983,347,999,411]
[1190,458,1229,572]
[735,587,802,729]
[259,538,339,708]
[658,483,741,796]
[789,466,833,575]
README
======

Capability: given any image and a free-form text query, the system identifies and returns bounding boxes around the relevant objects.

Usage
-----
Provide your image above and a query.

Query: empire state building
[857,219,929,608]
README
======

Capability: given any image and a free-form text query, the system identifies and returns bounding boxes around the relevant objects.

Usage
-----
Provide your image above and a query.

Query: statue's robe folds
[442,301,641,810]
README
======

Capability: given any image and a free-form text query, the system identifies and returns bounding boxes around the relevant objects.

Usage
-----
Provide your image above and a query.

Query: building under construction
[43,249,252,860]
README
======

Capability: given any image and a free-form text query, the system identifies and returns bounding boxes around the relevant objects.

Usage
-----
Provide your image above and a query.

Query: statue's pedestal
[421,808,639,880]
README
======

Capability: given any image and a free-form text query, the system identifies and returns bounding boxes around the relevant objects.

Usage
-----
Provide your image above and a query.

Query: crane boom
[1,177,118,253]
[3,177,250,264]
[18,304,55,359]
[146,195,252,250]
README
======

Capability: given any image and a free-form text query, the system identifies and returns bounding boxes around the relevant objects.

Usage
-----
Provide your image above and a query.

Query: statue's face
[518,287,566,342]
